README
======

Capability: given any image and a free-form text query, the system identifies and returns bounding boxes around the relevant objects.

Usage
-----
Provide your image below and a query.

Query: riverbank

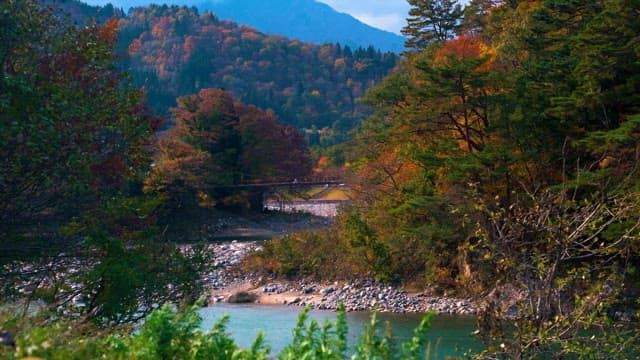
[200,241,477,315]
[211,211,332,239]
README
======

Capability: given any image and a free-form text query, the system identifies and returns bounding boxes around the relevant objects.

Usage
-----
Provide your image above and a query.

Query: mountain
[39,0,122,24]
[43,1,399,145]
[199,0,406,53]
[82,0,406,53]
[117,5,398,133]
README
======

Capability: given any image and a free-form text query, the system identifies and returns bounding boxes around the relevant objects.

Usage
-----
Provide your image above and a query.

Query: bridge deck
[214,180,344,189]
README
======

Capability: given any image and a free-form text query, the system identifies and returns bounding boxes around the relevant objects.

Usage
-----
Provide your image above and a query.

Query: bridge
[212,180,344,189]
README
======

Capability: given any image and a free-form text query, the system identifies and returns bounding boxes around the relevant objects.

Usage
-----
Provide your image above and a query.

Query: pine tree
[460,0,503,35]
[401,0,464,51]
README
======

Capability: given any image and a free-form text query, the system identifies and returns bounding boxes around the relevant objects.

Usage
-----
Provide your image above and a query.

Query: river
[200,303,481,358]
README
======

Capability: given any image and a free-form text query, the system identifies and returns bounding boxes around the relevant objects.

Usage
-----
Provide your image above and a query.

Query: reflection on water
[199,304,481,358]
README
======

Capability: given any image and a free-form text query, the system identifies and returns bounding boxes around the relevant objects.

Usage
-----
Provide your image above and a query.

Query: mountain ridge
[82,0,406,52]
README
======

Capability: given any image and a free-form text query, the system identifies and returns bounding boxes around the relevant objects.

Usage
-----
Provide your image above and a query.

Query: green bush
[8,304,439,360]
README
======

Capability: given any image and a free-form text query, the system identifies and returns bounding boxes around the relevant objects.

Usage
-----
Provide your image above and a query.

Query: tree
[113,4,398,134]
[236,103,312,182]
[172,88,242,185]
[0,0,203,325]
[0,3,158,258]
[402,0,464,51]
[461,0,505,34]
[146,89,313,217]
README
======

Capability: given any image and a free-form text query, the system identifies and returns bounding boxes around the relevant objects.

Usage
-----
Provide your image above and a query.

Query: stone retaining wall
[263,200,346,217]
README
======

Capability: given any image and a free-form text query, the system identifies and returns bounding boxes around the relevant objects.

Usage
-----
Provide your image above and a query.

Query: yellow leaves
[599,156,616,169]
[197,191,216,208]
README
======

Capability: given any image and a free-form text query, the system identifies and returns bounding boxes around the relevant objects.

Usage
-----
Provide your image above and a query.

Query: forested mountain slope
[116,4,398,131]
[251,0,640,356]
[199,0,406,53]
[81,0,407,52]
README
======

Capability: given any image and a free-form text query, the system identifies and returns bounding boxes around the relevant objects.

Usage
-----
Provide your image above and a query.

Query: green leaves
[11,305,439,360]
[402,0,464,50]
[279,305,349,360]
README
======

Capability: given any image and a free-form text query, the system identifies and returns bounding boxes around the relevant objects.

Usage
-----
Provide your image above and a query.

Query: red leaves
[147,89,312,202]
[182,36,197,61]
[151,16,173,38]
[100,18,119,45]
[433,34,496,71]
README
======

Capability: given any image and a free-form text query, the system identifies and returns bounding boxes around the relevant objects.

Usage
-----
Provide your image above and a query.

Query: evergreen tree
[401,0,464,50]
[460,0,502,35]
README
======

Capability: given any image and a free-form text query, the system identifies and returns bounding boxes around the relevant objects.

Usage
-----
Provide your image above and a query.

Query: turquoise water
[199,304,481,359]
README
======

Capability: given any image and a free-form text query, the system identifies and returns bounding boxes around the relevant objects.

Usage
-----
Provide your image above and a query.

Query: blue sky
[319,0,469,34]
[83,0,469,35]
[318,0,410,34]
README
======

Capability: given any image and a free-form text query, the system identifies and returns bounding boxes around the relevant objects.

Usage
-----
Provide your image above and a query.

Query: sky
[318,0,411,34]
[82,0,468,36]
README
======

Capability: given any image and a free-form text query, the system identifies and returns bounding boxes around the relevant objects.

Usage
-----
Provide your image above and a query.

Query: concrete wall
[263,200,346,217]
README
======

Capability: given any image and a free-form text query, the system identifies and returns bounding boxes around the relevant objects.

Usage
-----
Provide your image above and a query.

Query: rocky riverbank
[200,240,477,315]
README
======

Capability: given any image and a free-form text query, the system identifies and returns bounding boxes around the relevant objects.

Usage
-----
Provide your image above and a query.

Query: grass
[315,188,351,201]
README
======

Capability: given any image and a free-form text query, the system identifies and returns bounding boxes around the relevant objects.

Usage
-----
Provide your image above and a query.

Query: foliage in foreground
[3,304,439,360]
[248,0,640,358]
[0,0,207,325]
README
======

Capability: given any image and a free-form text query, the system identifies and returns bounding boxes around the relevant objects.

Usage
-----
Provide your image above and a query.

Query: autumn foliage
[1,0,203,324]
[116,5,397,132]
[145,88,313,210]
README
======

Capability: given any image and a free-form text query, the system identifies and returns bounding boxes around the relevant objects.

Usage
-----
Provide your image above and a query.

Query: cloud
[318,0,410,34]
[351,13,406,34]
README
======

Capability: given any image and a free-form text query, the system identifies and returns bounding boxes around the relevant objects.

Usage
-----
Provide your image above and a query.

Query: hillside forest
[247,0,640,357]
[1,0,639,359]
[41,0,400,147]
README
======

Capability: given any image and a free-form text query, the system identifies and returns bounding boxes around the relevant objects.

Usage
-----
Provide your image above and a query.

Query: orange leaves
[128,38,142,55]
[241,30,260,41]
[318,44,336,64]
[99,18,119,45]
[433,34,497,71]
[223,37,237,46]
[353,61,367,72]
[117,5,398,131]
[145,137,211,193]
[151,88,312,203]
[151,16,173,38]
[182,36,197,61]
[435,35,482,60]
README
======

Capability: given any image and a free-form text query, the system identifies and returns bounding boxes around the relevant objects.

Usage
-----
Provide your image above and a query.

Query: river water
[200,304,481,358]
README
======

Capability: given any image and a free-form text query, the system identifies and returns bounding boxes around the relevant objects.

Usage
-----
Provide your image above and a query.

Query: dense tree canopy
[255,0,640,357]
[117,5,398,133]
[145,88,313,229]
[3,0,639,357]
[1,0,203,325]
